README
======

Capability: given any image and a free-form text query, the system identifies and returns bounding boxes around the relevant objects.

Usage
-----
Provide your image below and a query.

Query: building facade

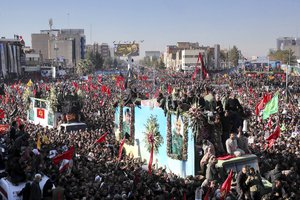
[277,37,300,59]
[145,51,160,61]
[163,42,221,71]
[100,43,110,59]
[32,29,86,68]
[0,38,24,78]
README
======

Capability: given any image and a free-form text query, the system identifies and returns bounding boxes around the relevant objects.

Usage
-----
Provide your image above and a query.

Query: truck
[216,154,272,195]
[27,97,86,131]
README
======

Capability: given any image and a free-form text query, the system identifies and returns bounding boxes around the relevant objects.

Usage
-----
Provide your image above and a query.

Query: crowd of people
[0,67,299,200]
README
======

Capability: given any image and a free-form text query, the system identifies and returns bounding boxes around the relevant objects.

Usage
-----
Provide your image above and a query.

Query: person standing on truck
[226,133,245,156]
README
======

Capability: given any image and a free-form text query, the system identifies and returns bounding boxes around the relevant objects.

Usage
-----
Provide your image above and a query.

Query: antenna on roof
[49,18,53,30]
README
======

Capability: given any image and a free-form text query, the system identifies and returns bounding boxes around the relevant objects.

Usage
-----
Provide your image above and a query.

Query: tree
[229,46,239,67]
[158,58,165,69]
[75,59,94,76]
[103,57,113,69]
[268,49,297,65]
[86,51,103,70]
[113,58,118,68]
[94,52,103,69]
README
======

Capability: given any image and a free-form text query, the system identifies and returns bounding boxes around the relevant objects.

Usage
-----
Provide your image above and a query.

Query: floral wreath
[143,115,164,153]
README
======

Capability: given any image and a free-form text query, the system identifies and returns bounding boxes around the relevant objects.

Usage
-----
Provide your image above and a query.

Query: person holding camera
[245,167,263,200]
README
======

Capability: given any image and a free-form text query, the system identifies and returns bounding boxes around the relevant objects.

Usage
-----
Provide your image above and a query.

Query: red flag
[59,159,72,173]
[255,101,261,116]
[107,88,111,97]
[0,109,5,119]
[95,132,108,143]
[72,82,79,91]
[52,146,75,165]
[267,139,276,149]
[255,93,273,116]
[154,89,160,98]
[199,53,208,79]
[217,155,236,160]
[148,143,154,174]
[220,169,233,200]
[192,53,201,81]
[99,100,104,107]
[204,187,211,200]
[17,117,21,127]
[101,85,107,93]
[88,75,92,82]
[263,93,272,104]
[118,137,126,161]
[267,118,272,129]
[167,85,172,94]
[266,125,280,141]
[97,75,102,84]
[249,87,253,94]
[37,108,45,119]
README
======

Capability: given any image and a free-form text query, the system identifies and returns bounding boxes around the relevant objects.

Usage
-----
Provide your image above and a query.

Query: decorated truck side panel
[115,100,195,177]
[27,97,60,128]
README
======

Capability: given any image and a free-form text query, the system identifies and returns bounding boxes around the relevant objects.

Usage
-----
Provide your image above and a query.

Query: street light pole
[286,49,291,103]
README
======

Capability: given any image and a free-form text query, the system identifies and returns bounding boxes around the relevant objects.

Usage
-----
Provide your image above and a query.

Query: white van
[0,175,49,200]
[58,122,87,132]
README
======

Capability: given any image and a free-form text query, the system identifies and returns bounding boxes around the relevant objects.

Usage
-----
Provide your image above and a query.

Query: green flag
[262,92,279,120]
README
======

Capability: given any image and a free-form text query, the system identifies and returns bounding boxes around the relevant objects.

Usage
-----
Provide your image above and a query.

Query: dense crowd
[0,68,299,200]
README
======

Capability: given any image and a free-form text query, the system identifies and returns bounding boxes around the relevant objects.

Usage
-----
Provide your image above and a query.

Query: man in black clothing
[9,121,17,141]
[43,175,55,200]
[18,182,31,200]
[236,166,249,200]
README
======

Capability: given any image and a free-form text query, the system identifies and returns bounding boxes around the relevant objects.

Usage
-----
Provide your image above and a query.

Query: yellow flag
[37,134,41,150]
[27,79,33,87]
[42,134,50,144]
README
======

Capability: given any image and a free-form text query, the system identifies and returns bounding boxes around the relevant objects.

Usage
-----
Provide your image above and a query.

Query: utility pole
[286,49,290,103]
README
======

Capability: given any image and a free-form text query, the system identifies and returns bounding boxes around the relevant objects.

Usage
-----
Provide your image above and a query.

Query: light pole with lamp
[286,49,291,103]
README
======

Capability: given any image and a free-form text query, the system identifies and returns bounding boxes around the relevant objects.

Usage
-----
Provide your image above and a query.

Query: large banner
[114,43,139,57]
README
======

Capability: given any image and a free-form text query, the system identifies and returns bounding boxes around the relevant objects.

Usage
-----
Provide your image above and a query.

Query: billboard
[114,43,139,57]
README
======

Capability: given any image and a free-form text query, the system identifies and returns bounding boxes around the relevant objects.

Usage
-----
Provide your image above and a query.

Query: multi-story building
[0,38,24,78]
[277,37,300,59]
[100,43,110,59]
[32,28,85,68]
[145,51,160,61]
[181,49,206,71]
[163,42,220,71]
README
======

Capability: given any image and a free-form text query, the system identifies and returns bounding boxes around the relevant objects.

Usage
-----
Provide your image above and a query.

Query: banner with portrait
[167,114,188,160]
[114,104,135,145]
